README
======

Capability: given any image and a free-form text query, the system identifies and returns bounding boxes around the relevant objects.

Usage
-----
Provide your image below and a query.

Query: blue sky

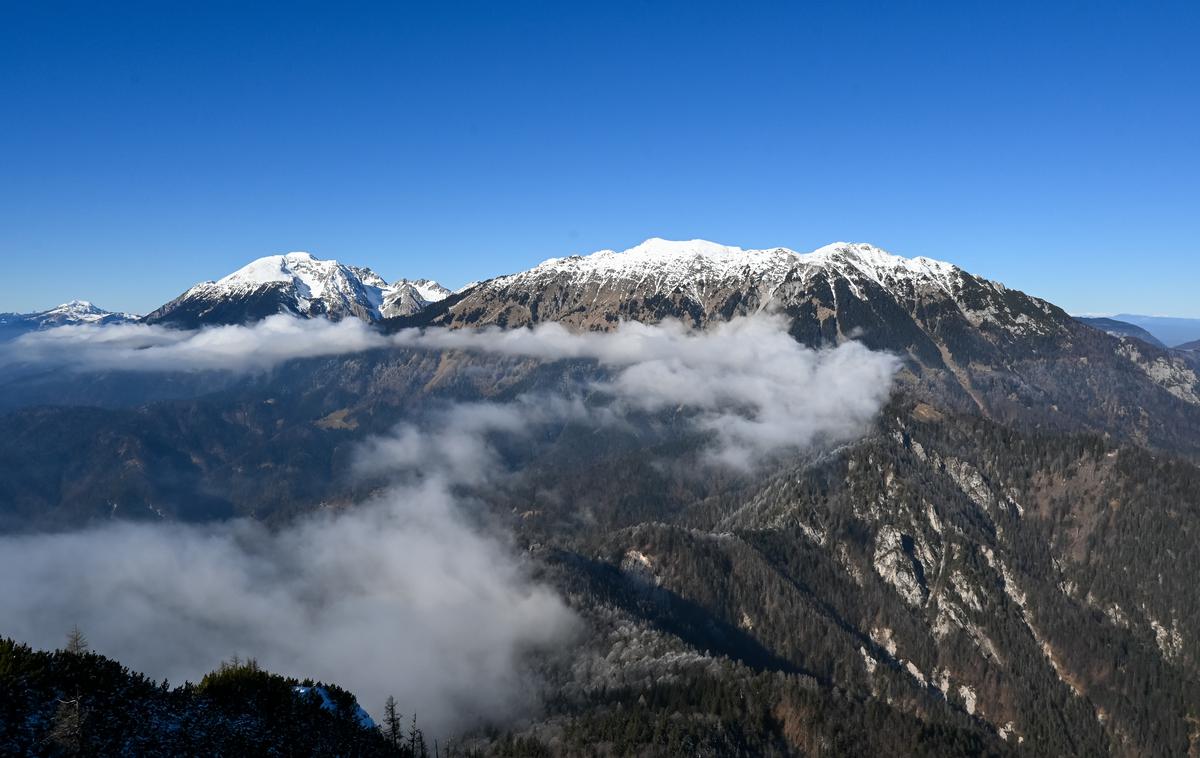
[2,0,1198,316]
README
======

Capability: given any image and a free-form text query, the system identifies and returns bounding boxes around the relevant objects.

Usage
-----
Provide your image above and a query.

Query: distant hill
[1075,316,1167,348]
[1112,314,1200,348]
[0,301,136,341]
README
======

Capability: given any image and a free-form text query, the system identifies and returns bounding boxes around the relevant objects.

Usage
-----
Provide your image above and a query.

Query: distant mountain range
[6,240,1200,447]
[0,253,452,335]
[0,299,137,339]
[1106,313,1200,348]
[5,243,1196,354]
[1073,316,1167,348]
[5,238,1200,755]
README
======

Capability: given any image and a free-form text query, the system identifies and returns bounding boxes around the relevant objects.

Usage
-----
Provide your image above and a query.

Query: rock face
[380,278,452,319]
[144,252,448,327]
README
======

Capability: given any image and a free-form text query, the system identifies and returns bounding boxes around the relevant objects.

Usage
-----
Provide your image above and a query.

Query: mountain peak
[216,251,364,289]
[39,300,132,320]
[147,251,447,327]
[0,300,136,337]
[802,242,961,294]
[519,238,962,295]
[808,241,955,269]
[621,238,748,258]
[528,237,796,283]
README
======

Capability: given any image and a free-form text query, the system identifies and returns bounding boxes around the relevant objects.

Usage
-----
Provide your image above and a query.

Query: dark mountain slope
[507,402,1200,756]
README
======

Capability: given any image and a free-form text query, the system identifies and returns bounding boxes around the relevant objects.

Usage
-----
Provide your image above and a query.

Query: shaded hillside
[486,402,1200,756]
[0,639,399,756]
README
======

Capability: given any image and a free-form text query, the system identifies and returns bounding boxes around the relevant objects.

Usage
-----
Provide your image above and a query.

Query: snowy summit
[496,237,965,299]
[145,251,450,327]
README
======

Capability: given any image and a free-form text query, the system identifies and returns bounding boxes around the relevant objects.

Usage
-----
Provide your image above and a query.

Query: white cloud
[393,314,901,468]
[0,312,900,735]
[0,441,579,736]
[3,315,389,373]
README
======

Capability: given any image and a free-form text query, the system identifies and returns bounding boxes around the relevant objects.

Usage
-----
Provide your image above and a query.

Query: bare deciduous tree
[65,625,88,654]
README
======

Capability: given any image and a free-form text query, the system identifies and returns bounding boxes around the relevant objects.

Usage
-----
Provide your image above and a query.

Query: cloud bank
[3,315,389,373]
[0,412,579,736]
[0,313,900,735]
[6,313,900,466]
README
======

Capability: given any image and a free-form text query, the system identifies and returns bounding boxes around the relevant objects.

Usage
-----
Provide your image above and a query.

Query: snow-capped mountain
[15,239,1200,449]
[423,237,1051,336]
[144,252,449,327]
[0,300,137,339]
[381,278,453,319]
[415,238,1200,445]
[499,237,961,299]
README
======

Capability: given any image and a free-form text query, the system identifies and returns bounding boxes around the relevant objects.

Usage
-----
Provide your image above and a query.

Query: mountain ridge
[10,239,1200,456]
[1075,316,1167,348]
[4,240,1200,755]
[143,251,450,328]
[0,300,137,339]
[1111,313,1200,347]
[400,238,1200,456]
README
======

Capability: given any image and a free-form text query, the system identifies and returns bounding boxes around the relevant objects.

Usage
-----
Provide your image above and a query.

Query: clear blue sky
[2,0,1197,316]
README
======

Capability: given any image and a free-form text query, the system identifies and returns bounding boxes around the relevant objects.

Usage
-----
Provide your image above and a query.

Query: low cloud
[0,414,579,736]
[0,313,900,735]
[6,313,900,466]
[3,315,389,373]
[394,315,900,468]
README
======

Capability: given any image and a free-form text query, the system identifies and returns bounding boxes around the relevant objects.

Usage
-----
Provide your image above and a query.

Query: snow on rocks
[492,238,967,305]
[169,251,449,322]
